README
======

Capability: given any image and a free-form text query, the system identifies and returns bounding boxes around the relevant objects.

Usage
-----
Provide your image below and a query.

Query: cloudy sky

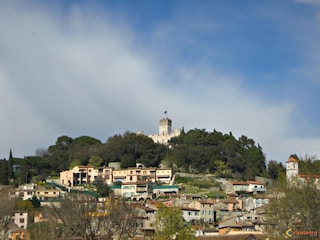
[1,0,320,162]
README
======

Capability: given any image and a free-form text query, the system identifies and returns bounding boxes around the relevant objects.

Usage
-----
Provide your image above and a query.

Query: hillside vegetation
[1,128,274,184]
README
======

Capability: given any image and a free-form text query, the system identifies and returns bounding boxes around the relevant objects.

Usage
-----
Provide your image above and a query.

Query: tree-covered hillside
[167,129,266,179]
[0,128,284,183]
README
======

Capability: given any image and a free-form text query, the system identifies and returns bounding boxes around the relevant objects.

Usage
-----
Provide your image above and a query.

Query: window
[19,218,25,223]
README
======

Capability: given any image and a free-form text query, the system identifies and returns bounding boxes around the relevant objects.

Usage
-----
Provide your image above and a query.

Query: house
[181,207,200,223]
[11,212,28,229]
[155,168,173,183]
[9,184,36,200]
[231,181,249,193]
[214,198,244,221]
[152,185,179,196]
[247,181,266,193]
[7,226,30,240]
[230,181,266,194]
[113,167,157,183]
[218,215,263,235]
[136,205,157,236]
[188,199,217,224]
[244,196,269,211]
[121,181,153,201]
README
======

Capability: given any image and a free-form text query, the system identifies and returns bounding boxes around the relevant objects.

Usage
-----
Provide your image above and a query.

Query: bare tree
[35,148,50,158]
[29,193,142,240]
[0,187,19,239]
[267,176,320,240]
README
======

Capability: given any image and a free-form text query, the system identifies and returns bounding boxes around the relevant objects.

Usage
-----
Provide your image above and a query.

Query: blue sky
[0,0,320,162]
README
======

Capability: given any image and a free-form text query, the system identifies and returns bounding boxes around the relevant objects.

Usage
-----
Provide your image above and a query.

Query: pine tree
[8,149,14,181]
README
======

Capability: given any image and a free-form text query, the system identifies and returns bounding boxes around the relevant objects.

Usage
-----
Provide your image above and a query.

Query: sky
[0,0,320,163]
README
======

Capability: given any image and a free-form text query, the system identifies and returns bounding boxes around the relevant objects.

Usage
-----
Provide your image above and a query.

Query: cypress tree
[8,149,14,181]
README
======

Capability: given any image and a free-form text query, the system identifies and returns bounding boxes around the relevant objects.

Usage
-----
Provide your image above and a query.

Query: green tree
[298,154,320,175]
[268,160,280,179]
[93,177,111,197]
[69,159,81,169]
[214,160,230,177]
[20,159,27,184]
[156,203,195,240]
[88,155,103,167]
[101,132,168,168]
[168,129,266,178]
[73,136,102,146]
[31,195,41,208]
[16,200,34,211]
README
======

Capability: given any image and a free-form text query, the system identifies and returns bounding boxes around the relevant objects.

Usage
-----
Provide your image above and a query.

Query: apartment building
[60,165,113,186]
[60,165,173,187]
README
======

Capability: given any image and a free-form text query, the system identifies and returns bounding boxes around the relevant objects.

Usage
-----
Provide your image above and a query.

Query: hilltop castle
[148,117,182,144]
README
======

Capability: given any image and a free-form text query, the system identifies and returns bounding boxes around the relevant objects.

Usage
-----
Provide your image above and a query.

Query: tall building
[286,157,299,180]
[159,118,171,135]
[148,117,181,145]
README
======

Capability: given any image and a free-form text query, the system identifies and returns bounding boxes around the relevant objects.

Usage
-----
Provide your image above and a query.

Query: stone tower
[159,118,172,135]
[286,157,299,180]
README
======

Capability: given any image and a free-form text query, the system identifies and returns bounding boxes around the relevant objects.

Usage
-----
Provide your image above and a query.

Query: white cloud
[1,1,320,163]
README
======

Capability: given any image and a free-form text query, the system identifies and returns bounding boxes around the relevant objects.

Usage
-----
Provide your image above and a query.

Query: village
[2,118,319,240]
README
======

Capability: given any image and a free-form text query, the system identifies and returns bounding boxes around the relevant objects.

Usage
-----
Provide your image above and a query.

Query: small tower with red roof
[286,157,299,180]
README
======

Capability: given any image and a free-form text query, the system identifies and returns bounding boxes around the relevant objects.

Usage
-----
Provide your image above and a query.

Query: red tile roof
[298,174,320,179]
[286,157,298,163]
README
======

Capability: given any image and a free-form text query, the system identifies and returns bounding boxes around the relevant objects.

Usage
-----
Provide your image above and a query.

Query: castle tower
[286,157,299,180]
[159,118,171,135]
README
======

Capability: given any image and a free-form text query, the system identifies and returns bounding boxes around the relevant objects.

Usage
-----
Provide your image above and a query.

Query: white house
[247,181,266,193]
[181,207,200,223]
[11,212,28,229]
